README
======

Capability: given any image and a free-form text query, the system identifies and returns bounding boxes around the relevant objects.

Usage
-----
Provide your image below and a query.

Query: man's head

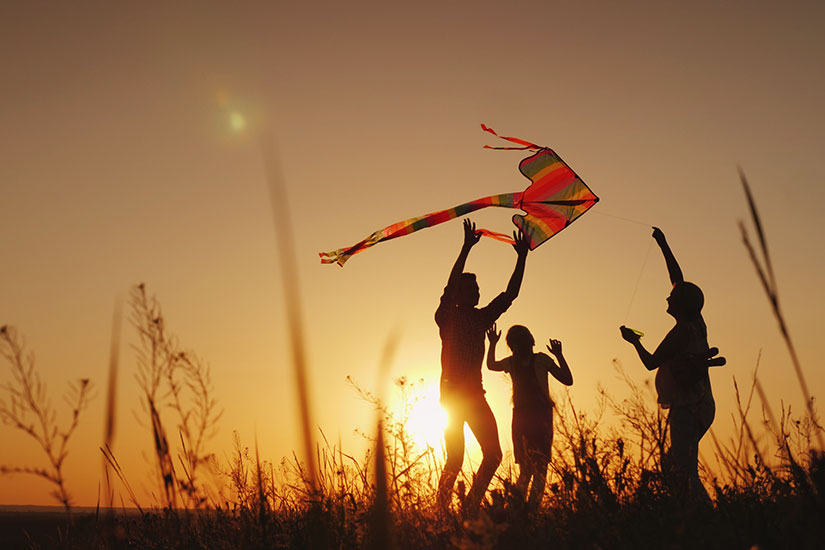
[666,281,704,319]
[455,273,480,307]
[506,325,535,353]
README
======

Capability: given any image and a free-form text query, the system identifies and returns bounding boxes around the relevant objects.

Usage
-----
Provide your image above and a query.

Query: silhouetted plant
[347,376,443,513]
[0,324,94,513]
[129,283,223,509]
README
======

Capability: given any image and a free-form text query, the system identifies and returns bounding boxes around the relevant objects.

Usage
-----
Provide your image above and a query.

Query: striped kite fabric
[319,125,599,266]
[513,148,599,249]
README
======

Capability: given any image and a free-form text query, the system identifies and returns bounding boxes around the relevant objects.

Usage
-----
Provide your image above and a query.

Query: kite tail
[481,124,545,151]
[319,193,521,266]
[477,229,515,244]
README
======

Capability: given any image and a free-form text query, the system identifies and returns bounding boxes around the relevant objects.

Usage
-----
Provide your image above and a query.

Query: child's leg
[512,413,531,499]
[515,463,532,498]
[527,461,548,508]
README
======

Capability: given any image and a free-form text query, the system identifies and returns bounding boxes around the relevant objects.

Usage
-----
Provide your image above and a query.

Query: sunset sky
[1,2,823,506]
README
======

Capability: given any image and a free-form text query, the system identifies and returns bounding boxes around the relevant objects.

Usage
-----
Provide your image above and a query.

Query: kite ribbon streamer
[480,123,542,150]
[319,125,599,266]
[319,193,520,266]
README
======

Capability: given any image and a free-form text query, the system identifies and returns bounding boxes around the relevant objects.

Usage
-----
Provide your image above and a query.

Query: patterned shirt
[435,286,513,395]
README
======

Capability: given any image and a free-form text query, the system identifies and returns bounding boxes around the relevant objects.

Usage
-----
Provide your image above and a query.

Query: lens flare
[229,111,247,132]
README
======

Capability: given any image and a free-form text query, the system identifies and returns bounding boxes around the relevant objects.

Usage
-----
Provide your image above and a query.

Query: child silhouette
[486,323,573,508]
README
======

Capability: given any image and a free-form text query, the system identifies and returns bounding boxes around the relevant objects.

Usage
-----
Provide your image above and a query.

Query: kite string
[624,239,655,324]
[592,210,652,227]
[589,209,656,324]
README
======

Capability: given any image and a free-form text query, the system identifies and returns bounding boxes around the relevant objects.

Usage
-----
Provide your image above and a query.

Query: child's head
[506,325,534,353]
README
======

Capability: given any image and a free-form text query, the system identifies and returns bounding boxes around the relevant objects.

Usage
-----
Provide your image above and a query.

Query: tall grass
[101,299,122,513]
[738,168,823,451]
[260,133,318,493]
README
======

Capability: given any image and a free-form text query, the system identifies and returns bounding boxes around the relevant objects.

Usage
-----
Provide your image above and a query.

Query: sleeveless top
[509,354,554,413]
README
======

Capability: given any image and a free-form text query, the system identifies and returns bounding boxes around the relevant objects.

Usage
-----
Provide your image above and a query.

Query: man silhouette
[436,218,529,512]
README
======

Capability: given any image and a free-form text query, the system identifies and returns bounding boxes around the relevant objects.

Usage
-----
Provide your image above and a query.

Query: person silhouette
[620,227,725,502]
[436,218,530,513]
[486,324,572,508]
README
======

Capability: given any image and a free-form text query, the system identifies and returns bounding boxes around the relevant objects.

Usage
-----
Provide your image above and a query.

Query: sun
[404,385,448,450]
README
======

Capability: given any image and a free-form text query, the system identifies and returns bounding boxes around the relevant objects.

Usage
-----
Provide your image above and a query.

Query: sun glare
[229,111,247,132]
[404,386,447,450]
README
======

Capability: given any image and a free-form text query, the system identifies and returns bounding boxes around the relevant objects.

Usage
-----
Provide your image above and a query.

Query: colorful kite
[319,125,599,266]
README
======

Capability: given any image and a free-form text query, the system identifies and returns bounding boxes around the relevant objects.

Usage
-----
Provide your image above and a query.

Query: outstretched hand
[620,325,642,343]
[546,338,563,356]
[512,229,530,258]
[486,324,501,345]
[652,226,666,245]
[463,218,482,248]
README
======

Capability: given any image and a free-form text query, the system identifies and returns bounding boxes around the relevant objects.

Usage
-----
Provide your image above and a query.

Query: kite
[319,125,599,266]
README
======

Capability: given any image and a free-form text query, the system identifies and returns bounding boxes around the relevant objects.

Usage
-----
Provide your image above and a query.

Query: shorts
[512,406,553,465]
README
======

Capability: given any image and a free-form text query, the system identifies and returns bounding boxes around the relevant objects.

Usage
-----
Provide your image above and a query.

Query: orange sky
[1,2,823,506]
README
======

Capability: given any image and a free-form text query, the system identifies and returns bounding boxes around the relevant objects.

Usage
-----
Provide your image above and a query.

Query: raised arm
[447,219,482,288]
[486,324,507,371]
[503,230,530,300]
[546,339,573,386]
[652,227,684,286]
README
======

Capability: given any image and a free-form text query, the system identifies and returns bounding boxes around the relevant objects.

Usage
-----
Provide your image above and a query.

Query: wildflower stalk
[0,325,93,513]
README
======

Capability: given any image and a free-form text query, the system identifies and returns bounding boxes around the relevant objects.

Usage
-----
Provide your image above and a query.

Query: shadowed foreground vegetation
[2,367,823,549]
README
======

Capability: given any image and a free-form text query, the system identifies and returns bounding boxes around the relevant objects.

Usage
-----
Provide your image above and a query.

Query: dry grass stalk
[260,133,318,493]
[130,283,223,509]
[100,300,123,545]
[0,325,94,514]
[739,168,823,450]
[100,443,142,514]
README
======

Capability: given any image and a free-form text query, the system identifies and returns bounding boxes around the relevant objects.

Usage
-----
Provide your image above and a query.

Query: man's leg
[463,395,502,513]
[438,402,466,508]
